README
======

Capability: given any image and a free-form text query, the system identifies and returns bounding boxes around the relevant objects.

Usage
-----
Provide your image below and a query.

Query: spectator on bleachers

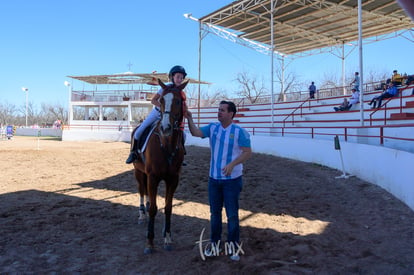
[309,82,316,99]
[368,82,398,109]
[350,72,360,91]
[406,75,414,85]
[347,88,360,109]
[406,75,414,95]
[334,98,350,112]
[333,88,359,112]
[379,82,388,91]
[391,70,403,86]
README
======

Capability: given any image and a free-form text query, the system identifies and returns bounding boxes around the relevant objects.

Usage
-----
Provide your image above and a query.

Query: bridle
[155,89,184,164]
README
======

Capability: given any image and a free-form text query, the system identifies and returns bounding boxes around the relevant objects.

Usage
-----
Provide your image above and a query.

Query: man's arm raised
[185,110,204,138]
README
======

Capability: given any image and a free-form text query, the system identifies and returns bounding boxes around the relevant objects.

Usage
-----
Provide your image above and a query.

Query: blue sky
[1,0,413,109]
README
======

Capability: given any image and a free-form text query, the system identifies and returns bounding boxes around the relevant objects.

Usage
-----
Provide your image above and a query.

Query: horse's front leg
[163,175,179,251]
[144,174,159,254]
[134,166,148,223]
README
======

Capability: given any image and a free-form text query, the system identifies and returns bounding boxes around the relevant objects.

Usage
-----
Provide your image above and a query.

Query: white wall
[16,128,62,137]
[62,129,130,142]
[185,134,414,212]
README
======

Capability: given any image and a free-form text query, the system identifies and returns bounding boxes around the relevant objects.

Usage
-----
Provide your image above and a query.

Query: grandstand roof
[67,72,209,85]
[199,0,414,56]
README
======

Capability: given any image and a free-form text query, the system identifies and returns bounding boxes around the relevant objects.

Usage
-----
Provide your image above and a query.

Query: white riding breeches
[133,108,161,140]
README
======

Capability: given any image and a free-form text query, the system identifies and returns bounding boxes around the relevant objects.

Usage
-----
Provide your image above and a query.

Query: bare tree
[235,71,268,104]
[203,88,230,106]
[17,101,38,126]
[365,69,389,84]
[185,85,229,107]
[0,102,17,126]
[39,103,68,126]
[319,72,342,90]
[274,68,303,102]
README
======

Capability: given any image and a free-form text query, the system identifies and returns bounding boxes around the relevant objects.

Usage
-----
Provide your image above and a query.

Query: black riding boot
[126,139,138,164]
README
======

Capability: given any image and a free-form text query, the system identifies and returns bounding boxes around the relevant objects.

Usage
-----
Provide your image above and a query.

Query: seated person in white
[333,89,359,112]
[347,88,360,109]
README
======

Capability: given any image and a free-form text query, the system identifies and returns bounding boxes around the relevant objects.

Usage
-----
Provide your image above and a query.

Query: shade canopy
[199,0,414,56]
[68,72,210,85]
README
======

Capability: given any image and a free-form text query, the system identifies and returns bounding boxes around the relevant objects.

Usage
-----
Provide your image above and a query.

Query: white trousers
[133,108,160,140]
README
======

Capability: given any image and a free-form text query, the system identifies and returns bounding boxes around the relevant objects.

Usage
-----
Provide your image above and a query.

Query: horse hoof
[164,244,173,251]
[138,216,146,224]
[144,247,153,254]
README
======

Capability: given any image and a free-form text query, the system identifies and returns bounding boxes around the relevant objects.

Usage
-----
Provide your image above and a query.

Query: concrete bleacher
[188,84,414,153]
[191,85,414,126]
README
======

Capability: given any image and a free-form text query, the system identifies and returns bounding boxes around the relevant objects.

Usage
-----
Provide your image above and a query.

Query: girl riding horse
[132,77,188,254]
[126,65,187,164]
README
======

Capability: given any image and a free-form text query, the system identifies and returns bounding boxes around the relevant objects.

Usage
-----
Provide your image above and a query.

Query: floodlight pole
[184,13,203,127]
[64,81,71,126]
[198,19,202,127]
[358,0,364,126]
[270,0,275,127]
[22,87,29,127]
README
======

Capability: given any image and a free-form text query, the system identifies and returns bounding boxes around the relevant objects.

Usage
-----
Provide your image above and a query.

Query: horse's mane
[161,83,187,102]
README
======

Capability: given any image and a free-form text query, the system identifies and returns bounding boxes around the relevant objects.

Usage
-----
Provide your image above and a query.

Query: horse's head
[158,79,188,136]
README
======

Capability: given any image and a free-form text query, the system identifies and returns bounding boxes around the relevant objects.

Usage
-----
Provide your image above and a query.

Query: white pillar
[85,107,90,120]
[127,102,132,124]
[99,105,103,121]
[342,44,346,95]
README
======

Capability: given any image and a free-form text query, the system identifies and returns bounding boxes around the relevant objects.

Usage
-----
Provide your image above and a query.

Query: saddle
[134,121,158,156]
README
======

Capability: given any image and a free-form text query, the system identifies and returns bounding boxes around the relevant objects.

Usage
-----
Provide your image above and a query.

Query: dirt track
[1,136,414,274]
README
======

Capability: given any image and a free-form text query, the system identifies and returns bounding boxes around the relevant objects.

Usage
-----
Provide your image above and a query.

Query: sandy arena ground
[1,136,414,274]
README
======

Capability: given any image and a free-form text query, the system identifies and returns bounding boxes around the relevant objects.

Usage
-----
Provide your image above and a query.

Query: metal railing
[244,124,414,152]
[71,89,155,102]
[369,85,414,126]
[282,98,311,127]
[187,80,385,108]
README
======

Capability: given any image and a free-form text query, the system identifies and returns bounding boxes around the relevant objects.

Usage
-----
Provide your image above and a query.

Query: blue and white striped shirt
[200,122,251,180]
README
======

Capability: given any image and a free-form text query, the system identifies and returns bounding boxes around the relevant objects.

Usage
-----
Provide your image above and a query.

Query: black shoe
[182,161,187,166]
[126,152,137,164]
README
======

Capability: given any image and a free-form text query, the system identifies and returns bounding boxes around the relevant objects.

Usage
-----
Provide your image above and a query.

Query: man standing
[351,72,360,91]
[186,100,252,260]
[309,81,316,99]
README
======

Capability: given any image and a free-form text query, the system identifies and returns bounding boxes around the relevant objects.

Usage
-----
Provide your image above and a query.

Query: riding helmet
[169,65,187,79]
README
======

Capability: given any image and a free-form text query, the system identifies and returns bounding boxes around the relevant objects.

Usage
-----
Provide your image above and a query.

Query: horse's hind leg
[163,176,179,251]
[144,174,159,254]
[134,169,147,223]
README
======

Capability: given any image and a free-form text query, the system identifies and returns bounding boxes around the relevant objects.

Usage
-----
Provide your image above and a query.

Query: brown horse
[132,79,187,254]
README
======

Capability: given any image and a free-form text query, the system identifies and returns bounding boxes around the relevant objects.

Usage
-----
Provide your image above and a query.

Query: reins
[155,88,185,164]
